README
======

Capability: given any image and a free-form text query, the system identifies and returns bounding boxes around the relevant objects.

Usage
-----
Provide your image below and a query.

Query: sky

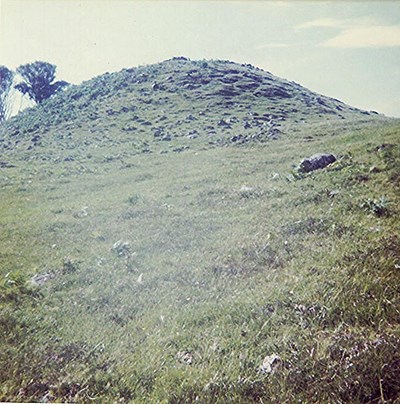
[1,0,400,117]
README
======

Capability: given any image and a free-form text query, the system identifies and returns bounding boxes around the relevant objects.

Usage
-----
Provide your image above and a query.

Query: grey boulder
[298,153,336,173]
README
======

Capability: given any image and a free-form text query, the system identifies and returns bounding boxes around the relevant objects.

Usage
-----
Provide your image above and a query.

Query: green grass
[1,118,399,402]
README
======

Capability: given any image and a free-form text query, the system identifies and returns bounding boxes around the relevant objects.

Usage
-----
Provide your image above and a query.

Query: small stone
[369,166,381,173]
[327,189,340,198]
[75,206,89,218]
[30,272,55,286]
[240,185,254,193]
[112,240,132,257]
[259,354,281,374]
[176,351,193,365]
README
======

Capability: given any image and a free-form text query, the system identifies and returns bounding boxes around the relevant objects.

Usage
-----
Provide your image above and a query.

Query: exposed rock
[267,127,281,140]
[236,81,260,91]
[230,134,247,143]
[172,146,189,153]
[226,116,239,124]
[185,114,197,121]
[218,119,232,128]
[187,130,198,139]
[182,83,200,90]
[243,120,252,129]
[152,127,164,138]
[255,86,291,98]
[298,153,336,173]
[172,56,189,61]
[0,161,16,168]
[220,75,240,84]
[31,135,41,144]
[161,134,172,141]
[122,125,136,132]
[216,86,240,97]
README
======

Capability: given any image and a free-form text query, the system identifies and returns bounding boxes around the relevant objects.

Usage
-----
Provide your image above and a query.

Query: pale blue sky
[1,1,400,116]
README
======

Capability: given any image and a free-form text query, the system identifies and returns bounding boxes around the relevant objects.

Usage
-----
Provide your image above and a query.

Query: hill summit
[0,57,381,159]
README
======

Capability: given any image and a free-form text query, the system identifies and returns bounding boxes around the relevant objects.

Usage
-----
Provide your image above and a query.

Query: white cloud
[297,16,400,48]
[296,18,346,30]
[322,25,400,48]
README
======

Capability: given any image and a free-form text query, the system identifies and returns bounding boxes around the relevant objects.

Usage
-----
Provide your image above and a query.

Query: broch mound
[0,57,399,404]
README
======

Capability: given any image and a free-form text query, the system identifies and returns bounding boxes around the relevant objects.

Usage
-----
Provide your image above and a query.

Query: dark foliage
[0,65,14,121]
[15,61,68,104]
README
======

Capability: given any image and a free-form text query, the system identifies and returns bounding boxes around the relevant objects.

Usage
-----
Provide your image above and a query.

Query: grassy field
[1,117,399,402]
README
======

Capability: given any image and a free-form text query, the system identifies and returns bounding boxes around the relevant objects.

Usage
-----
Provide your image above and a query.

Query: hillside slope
[0,58,399,403]
[0,57,383,162]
